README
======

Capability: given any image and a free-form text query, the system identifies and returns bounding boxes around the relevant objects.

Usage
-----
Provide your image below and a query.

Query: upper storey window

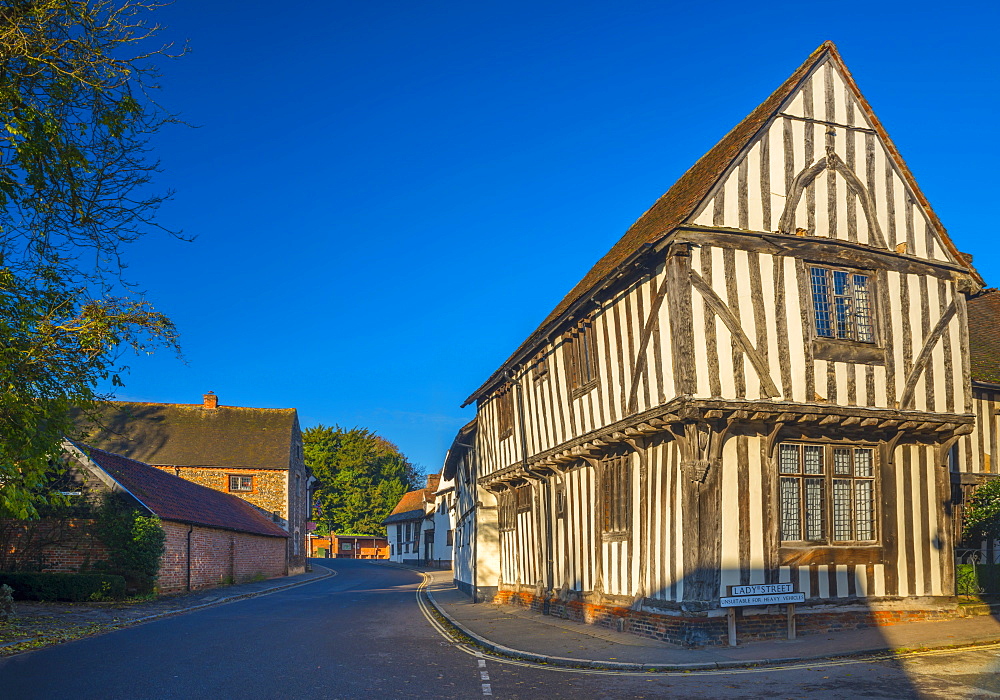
[810,267,874,343]
[565,321,598,393]
[496,386,514,439]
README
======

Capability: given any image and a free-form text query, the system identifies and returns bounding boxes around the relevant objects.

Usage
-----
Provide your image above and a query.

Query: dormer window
[810,266,874,343]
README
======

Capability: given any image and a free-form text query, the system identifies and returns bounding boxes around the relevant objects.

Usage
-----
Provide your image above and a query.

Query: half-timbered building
[455,41,984,644]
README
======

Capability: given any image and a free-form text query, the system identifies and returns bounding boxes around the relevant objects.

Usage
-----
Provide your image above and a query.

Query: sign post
[720,584,804,646]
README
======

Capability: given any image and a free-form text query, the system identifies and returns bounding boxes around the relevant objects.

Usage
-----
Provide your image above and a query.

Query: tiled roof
[968,289,1000,384]
[463,41,980,405]
[76,401,298,470]
[75,444,289,538]
[388,488,432,516]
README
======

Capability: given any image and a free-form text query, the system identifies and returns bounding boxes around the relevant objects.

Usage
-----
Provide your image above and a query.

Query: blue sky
[110,1,999,472]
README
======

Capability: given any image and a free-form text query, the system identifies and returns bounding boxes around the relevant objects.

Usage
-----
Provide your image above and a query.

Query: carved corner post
[672,417,733,605]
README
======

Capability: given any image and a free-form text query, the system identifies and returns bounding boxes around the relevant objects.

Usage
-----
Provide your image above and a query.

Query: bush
[963,478,1000,543]
[956,564,1000,597]
[94,493,165,595]
[0,572,126,601]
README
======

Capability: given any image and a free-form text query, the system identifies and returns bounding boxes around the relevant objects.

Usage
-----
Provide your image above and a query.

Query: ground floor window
[778,442,877,544]
[601,454,631,535]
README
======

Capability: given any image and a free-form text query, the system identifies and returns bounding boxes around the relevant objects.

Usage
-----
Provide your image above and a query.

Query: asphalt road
[1,560,999,699]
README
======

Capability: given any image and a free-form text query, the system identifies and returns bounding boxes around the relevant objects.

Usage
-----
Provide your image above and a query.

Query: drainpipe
[186,525,193,592]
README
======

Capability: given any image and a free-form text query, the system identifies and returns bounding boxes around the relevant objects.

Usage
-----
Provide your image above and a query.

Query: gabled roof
[68,443,289,538]
[77,401,298,470]
[388,488,432,516]
[463,40,981,406]
[968,289,1000,384]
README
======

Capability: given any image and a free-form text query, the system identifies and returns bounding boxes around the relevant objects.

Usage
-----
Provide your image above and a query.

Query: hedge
[0,572,126,601]
[956,564,1000,597]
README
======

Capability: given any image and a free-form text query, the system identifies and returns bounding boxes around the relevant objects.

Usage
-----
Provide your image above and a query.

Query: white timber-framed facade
[454,41,985,645]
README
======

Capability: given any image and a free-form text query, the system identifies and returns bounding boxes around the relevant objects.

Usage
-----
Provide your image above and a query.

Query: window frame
[495,386,515,440]
[228,474,254,492]
[498,490,516,532]
[808,265,877,345]
[777,441,880,548]
[564,320,599,396]
[600,453,631,540]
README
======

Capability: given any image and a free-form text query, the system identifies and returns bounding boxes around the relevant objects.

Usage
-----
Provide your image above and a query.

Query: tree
[0,1,183,518]
[304,425,423,536]
[963,478,1000,545]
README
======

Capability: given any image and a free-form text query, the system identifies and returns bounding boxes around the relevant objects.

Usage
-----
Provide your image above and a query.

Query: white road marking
[482,683,493,696]
[480,671,490,681]
[478,659,486,668]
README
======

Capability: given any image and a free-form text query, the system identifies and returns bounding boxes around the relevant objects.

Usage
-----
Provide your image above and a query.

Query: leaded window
[565,321,598,392]
[779,443,877,544]
[601,454,631,534]
[810,267,875,343]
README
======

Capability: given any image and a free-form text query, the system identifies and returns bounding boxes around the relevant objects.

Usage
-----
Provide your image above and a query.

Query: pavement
[0,563,333,656]
[418,567,1000,671]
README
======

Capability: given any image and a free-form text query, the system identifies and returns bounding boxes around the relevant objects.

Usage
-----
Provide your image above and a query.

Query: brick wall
[0,519,109,573]
[493,589,961,647]
[158,521,287,593]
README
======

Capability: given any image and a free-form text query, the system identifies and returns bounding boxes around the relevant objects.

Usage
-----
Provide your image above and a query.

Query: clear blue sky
[110,1,999,473]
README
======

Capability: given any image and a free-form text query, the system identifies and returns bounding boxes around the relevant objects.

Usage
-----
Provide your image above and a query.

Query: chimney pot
[203,391,218,410]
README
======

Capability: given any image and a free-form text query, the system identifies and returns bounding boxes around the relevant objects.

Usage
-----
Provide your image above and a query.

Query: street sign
[728,583,793,596]
[720,592,805,607]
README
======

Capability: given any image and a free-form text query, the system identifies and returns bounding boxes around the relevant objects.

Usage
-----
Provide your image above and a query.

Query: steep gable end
[687,46,961,264]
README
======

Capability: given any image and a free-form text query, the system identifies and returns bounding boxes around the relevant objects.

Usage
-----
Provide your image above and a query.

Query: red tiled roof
[76,444,288,538]
[388,488,432,517]
[968,289,1000,384]
[463,40,981,405]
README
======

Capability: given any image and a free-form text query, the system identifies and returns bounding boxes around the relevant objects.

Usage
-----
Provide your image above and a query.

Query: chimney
[203,391,218,410]
[426,474,441,492]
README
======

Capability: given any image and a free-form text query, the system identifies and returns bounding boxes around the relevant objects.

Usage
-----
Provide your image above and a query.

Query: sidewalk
[0,564,333,657]
[421,569,1000,670]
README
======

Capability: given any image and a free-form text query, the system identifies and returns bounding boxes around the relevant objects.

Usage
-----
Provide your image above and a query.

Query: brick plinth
[493,589,960,646]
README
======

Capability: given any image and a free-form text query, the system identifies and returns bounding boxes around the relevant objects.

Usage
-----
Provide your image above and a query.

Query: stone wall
[158,521,287,593]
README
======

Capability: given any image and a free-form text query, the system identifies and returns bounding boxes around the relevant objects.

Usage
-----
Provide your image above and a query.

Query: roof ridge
[107,400,295,412]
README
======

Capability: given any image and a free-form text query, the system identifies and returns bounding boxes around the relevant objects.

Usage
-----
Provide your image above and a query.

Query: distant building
[382,470,457,567]
[308,533,388,559]
[77,392,313,574]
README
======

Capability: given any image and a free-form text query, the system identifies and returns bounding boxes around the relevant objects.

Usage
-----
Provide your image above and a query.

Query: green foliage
[963,478,1000,544]
[956,564,1000,598]
[94,493,164,594]
[305,425,422,536]
[0,583,13,621]
[0,1,183,517]
[0,571,125,601]
[0,269,177,518]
